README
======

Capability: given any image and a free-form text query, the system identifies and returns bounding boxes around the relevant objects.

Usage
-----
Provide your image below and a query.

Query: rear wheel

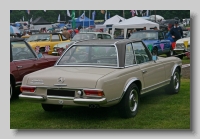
[118,83,140,118]
[41,104,63,111]
[168,68,180,94]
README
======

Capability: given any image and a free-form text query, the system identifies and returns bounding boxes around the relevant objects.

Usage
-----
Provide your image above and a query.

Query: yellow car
[21,35,30,41]
[26,33,70,54]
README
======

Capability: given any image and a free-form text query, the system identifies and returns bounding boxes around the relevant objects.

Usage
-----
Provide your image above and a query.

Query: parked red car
[10,38,60,99]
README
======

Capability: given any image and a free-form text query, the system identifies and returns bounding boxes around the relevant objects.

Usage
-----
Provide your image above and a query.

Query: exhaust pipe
[89,104,100,108]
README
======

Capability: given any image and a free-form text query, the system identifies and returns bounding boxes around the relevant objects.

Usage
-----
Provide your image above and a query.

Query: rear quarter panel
[96,65,143,103]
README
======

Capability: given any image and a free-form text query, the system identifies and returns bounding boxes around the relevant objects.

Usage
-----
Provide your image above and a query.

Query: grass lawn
[10,79,190,129]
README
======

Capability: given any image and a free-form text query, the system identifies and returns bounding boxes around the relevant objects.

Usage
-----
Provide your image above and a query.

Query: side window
[51,35,60,41]
[102,34,111,39]
[125,43,135,66]
[11,41,36,60]
[61,35,67,41]
[132,42,151,64]
[97,34,102,39]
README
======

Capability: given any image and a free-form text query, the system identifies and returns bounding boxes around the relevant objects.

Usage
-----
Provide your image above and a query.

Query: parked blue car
[129,30,173,57]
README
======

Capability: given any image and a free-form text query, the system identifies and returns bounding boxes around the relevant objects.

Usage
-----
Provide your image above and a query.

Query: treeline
[10,10,190,23]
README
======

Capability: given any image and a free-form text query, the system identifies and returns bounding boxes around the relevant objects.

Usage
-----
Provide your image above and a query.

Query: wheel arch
[121,77,142,100]
[171,64,182,77]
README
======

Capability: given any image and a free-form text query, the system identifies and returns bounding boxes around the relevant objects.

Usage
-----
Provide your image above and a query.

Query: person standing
[170,21,183,42]
[62,27,71,40]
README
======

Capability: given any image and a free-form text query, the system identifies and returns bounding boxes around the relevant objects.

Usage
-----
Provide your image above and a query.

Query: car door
[49,34,62,53]
[97,34,103,39]
[159,31,170,53]
[102,34,112,39]
[11,41,38,82]
[132,42,165,93]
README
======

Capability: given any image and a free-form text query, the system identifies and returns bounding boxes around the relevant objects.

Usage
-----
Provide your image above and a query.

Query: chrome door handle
[17,66,23,68]
[142,70,147,73]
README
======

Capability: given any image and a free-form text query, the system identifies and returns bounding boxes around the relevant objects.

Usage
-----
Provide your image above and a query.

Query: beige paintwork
[20,55,182,107]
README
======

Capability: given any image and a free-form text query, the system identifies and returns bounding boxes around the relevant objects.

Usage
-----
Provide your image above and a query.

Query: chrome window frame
[55,43,120,68]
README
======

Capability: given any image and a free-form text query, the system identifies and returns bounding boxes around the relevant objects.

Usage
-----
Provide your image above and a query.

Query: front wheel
[118,83,140,118]
[41,104,63,111]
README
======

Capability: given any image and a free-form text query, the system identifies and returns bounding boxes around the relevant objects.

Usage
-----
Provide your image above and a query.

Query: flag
[79,11,85,21]
[67,10,70,17]
[130,10,138,17]
[105,10,107,21]
[27,10,30,15]
[92,11,96,20]
[71,10,76,29]
[23,16,24,21]
[108,12,110,19]
[57,14,60,22]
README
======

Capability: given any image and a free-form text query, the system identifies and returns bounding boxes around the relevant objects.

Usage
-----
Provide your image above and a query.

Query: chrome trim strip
[55,44,120,68]
[13,58,38,62]
[107,97,120,103]
[47,95,74,100]
[172,64,181,76]
[19,94,45,101]
[54,65,120,68]
[141,79,170,94]
[73,98,107,104]
[54,84,67,86]
[123,77,139,93]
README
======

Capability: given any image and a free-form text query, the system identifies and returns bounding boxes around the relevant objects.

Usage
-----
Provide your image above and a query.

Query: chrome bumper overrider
[19,94,107,104]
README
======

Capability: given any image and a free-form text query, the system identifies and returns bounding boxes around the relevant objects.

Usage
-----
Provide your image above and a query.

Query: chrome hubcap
[173,72,180,90]
[129,89,138,112]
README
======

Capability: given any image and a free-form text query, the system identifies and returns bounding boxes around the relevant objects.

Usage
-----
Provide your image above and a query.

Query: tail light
[20,86,36,93]
[84,90,104,97]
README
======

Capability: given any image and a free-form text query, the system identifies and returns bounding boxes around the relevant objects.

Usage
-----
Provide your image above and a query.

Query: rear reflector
[20,86,36,93]
[84,90,104,96]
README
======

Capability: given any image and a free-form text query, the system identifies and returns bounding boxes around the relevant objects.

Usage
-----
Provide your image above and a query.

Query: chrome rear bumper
[19,94,107,104]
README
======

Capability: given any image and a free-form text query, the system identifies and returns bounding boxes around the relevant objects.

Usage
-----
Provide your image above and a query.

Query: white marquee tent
[112,16,159,39]
[103,15,125,25]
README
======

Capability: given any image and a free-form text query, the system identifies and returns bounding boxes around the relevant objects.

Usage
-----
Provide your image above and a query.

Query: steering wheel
[13,51,29,60]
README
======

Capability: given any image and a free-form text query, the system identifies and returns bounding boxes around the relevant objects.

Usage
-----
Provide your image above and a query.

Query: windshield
[57,45,118,67]
[129,32,158,40]
[72,33,96,41]
[26,34,51,42]
[186,31,190,37]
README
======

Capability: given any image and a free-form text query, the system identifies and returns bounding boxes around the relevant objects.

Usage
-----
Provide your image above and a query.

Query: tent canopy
[32,17,51,25]
[69,16,94,28]
[149,15,164,21]
[103,15,125,25]
[112,16,159,39]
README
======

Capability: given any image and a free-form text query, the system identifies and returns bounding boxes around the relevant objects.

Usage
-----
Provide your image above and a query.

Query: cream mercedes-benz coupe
[19,39,182,118]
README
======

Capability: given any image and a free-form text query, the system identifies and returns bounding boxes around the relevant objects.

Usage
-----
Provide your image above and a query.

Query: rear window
[57,45,118,67]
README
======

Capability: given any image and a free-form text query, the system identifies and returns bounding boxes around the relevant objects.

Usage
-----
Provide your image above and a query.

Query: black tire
[168,68,181,94]
[10,82,14,99]
[118,83,140,118]
[178,55,183,60]
[166,47,174,57]
[152,48,158,56]
[41,104,63,111]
